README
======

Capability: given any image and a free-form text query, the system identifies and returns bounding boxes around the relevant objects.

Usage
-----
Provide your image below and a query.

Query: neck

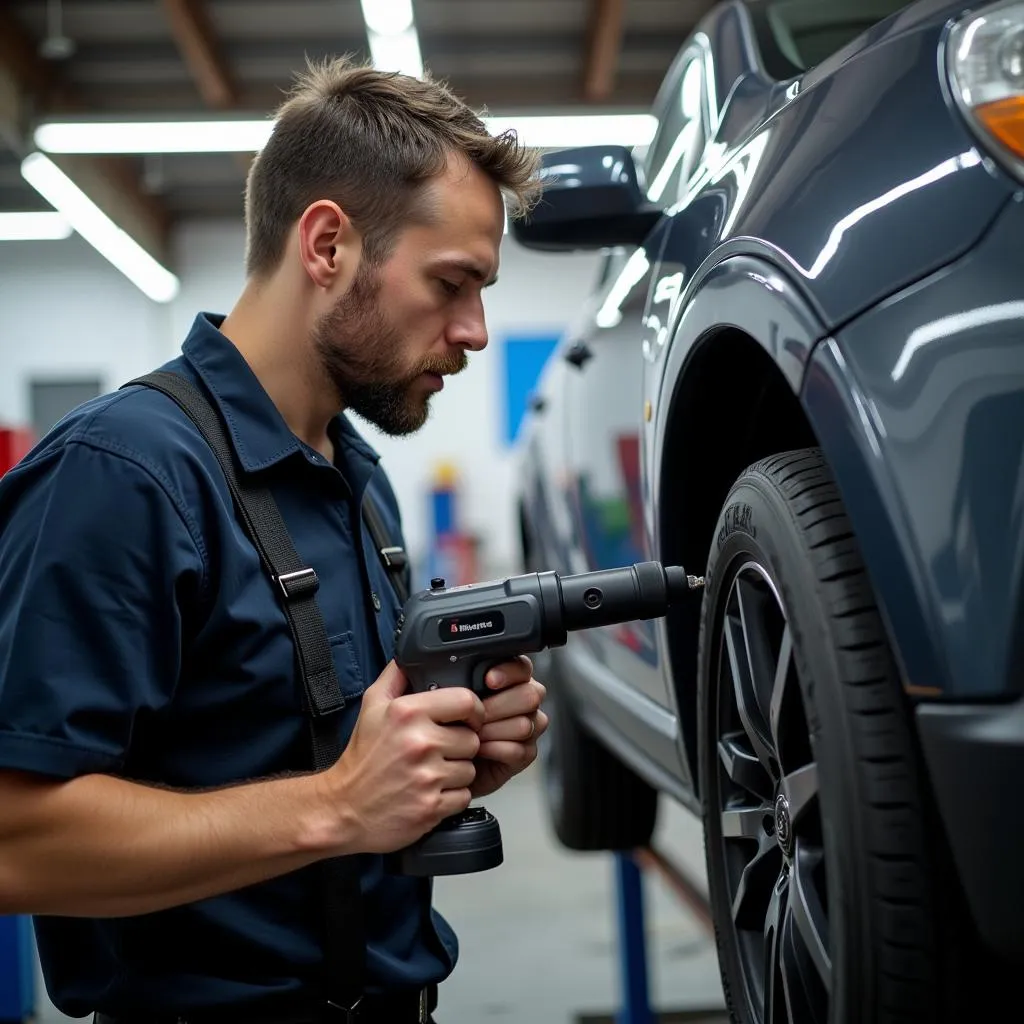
[219,276,341,457]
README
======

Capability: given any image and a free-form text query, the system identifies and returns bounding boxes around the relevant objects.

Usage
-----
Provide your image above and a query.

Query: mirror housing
[511,145,661,252]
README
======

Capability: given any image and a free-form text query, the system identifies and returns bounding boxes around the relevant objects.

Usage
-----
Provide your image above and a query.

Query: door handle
[564,340,593,369]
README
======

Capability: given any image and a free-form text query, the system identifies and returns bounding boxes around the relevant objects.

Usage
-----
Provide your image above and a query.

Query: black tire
[697,448,942,1024]
[541,659,658,851]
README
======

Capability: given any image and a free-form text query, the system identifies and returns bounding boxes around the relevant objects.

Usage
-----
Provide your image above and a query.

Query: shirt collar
[181,312,381,474]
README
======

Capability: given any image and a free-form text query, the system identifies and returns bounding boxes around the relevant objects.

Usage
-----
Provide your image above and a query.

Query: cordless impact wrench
[386,560,702,877]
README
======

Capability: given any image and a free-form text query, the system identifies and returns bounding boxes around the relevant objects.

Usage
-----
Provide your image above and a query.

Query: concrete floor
[34,769,726,1023]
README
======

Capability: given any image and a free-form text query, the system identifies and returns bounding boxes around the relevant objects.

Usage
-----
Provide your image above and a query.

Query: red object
[435,533,479,587]
[0,427,35,477]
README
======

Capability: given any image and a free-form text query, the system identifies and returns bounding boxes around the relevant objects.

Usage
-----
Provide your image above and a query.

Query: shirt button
[371,592,382,612]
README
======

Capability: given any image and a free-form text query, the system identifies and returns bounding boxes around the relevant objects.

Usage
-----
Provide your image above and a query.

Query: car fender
[802,194,1024,702]
[639,252,826,732]
[645,252,826,556]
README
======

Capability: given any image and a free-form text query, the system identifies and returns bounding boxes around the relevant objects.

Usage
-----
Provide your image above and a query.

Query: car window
[643,52,707,207]
[752,0,910,76]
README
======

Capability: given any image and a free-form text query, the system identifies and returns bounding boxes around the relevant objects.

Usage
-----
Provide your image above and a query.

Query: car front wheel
[697,448,944,1024]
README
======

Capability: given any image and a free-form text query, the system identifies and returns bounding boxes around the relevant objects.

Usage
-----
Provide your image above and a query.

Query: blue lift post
[0,915,35,1023]
[614,852,655,1024]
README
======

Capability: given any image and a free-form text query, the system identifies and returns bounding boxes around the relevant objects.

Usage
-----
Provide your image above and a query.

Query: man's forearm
[0,769,352,917]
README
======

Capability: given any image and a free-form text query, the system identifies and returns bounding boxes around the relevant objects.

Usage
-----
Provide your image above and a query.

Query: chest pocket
[328,630,367,702]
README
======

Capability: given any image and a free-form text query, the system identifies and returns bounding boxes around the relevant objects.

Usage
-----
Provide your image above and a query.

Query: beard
[312,264,467,436]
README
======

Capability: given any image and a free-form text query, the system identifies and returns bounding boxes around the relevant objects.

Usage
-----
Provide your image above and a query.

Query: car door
[562,45,712,708]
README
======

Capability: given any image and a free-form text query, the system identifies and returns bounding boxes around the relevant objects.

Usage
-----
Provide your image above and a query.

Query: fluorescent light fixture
[35,119,272,154]
[0,211,72,240]
[487,114,656,148]
[20,152,180,303]
[367,28,423,77]
[35,113,657,155]
[360,0,414,35]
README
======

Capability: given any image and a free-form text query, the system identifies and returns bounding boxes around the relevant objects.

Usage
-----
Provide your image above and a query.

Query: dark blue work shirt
[0,313,457,1016]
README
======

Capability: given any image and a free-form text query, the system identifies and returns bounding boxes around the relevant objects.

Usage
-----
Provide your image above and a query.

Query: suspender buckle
[275,566,320,599]
[379,546,407,570]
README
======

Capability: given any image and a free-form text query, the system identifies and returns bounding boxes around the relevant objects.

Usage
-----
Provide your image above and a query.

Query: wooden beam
[583,0,627,102]
[0,7,171,264]
[161,0,238,109]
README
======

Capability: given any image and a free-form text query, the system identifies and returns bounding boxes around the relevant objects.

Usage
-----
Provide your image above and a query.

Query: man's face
[313,155,504,436]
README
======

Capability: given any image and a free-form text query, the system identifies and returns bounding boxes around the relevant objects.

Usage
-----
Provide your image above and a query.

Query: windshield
[756,0,909,74]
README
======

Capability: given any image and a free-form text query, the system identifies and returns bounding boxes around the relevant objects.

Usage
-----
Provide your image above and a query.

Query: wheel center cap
[774,793,793,855]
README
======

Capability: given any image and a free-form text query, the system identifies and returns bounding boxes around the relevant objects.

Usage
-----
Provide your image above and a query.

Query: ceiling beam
[0,8,170,264]
[160,0,238,109]
[159,0,251,179]
[583,0,627,102]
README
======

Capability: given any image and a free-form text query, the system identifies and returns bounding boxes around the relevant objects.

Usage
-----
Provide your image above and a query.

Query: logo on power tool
[439,611,506,643]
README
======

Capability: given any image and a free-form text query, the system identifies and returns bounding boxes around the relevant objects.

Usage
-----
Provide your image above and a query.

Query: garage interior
[0,2,727,1023]
[3,0,1022,1022]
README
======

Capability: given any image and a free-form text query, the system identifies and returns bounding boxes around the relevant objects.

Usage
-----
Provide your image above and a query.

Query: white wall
[0,236,177,424]
[0,220,601,576]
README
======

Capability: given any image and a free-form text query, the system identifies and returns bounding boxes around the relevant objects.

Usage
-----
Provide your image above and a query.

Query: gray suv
[511,1,1024,1022]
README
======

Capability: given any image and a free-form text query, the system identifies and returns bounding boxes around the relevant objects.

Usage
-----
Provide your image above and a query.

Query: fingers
[479,709,549,744]
[399,687,486,730]
[476,739,538,769]
[439,758,478,791]
[481,678,546,724]
[435,724,481,761]
[484,655,534,691]
[364,660,410,703]
[438,788,473,817]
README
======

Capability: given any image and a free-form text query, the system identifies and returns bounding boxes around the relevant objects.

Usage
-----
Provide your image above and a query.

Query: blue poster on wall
[501,334,560,445]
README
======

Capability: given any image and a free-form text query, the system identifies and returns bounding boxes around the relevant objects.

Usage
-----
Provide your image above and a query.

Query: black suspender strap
[123,370,366,1017]
[360,490,410,605]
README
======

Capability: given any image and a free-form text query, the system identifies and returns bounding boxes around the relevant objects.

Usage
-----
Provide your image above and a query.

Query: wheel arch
[653,258,826,792]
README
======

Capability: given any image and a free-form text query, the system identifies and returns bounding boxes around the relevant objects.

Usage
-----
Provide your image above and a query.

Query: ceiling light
[0,211,72,240]
[35,113,657,155]
[360,0,414,35]
[486,114,657,149]
[20,152,180,303]
[367,29,424,77]
[34,119,272,154]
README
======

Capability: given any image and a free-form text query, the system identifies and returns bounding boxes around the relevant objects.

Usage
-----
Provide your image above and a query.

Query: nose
[447,296,489,352]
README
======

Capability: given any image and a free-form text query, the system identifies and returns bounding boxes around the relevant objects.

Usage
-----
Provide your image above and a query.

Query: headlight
[947,0,1024,180]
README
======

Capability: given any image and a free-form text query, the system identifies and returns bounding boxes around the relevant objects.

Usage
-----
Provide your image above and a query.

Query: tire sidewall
[698,474,871,1024]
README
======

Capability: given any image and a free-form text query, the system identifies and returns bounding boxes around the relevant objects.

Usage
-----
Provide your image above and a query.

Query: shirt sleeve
[0,437,206,779]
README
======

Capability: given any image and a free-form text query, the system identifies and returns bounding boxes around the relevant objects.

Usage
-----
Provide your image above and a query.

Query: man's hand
[472,655,548,798]
[325,662,485,854]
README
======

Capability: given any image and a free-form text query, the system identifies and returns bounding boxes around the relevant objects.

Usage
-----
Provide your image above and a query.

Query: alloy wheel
[713,561,831,1023]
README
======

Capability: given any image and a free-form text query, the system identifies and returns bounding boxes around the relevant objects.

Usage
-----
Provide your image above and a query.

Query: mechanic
[0,58,547,1024]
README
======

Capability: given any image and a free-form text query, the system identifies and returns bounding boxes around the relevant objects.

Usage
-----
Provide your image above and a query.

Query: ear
[296,200,361,291]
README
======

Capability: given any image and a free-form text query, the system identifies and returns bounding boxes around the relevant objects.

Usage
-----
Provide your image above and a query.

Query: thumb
[365,660,410,704]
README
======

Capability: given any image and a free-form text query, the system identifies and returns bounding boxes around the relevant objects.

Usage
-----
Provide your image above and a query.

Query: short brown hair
[243,57,542,278]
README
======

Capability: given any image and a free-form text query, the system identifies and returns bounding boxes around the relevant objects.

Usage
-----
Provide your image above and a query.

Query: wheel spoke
[778,901,828,1024]
[791,846,831,994]
[768,625,794,756]
[763,872,788,1024]
[721,803,770,840]
[724,608,775,773]
[735,577,780,719]
[731,836,782,930]
[713,562,833,1024]
[718,732,773,801]
[782,762,819,829]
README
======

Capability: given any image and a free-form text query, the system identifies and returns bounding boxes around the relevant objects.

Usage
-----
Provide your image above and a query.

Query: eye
[439,279,461,296]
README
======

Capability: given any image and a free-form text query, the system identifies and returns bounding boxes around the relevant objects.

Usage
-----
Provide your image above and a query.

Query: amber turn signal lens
[976,96,1024,160]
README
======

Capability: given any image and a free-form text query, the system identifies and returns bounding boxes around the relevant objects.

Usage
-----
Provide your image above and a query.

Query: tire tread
[749,449,934,1020]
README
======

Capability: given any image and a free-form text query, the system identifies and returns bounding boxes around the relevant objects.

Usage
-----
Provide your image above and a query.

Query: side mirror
[511,145,661,252]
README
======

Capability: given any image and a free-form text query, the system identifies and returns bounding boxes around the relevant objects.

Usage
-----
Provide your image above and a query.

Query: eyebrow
[434,257,499,288]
